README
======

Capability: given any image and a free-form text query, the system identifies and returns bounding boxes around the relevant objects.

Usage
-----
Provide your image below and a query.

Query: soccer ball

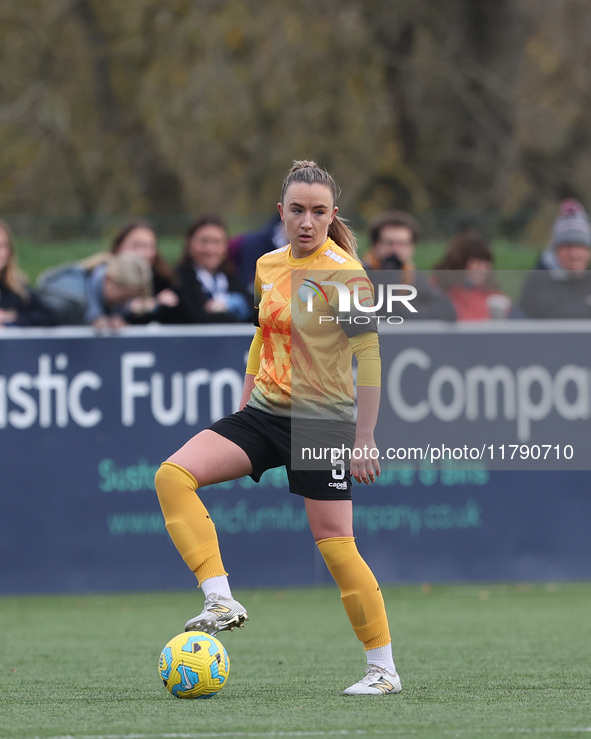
[158,631,230,699]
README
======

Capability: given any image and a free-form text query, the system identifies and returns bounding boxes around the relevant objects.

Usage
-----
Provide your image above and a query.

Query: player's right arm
[240,327,263,409]
[239,373,256,410]
[240,264,264,410]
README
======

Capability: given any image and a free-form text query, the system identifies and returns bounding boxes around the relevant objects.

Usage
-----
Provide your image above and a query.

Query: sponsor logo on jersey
[298,278,329,306]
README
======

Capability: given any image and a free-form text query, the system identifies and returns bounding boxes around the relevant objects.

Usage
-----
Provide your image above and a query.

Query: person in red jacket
[432,230,511,320]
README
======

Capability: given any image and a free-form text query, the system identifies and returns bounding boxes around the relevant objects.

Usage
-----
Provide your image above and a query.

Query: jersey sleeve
[246,327,264,376]
[349,331,381,387]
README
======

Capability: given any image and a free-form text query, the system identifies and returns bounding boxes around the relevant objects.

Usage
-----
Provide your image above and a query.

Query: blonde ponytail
[328,216,358,260]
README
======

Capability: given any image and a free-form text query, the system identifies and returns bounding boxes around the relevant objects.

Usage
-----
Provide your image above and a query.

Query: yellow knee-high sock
[154,461,227,585]
[317,536,390,650]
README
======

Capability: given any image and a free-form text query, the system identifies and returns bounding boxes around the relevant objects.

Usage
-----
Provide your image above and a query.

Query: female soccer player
[154,161,401,696]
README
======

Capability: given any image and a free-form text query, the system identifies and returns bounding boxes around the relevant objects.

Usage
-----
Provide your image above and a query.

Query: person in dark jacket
[519,199,591,318]
[110,220,183,324]
[176,216,252,323]
[0,219,53,327]
[364,211,456,321]
[227,213,288,296]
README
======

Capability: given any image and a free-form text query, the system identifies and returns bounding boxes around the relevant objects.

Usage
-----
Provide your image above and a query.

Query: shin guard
[317,536,391,649]
[154,461,227,584]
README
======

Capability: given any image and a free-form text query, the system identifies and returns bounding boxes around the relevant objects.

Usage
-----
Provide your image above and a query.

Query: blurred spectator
[227,213,287,295]
[176,216,252,324]
[364,211,456,321]
[432,230,512,320]
[110,221,182,324]
[364,211,421,274]
[37,252,152,330]
[534,198,588,271]
[0,219,54,327]
[519,200,591,318]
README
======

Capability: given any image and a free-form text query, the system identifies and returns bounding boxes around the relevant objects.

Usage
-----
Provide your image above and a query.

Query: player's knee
[316,535,357,561]
[154,461,198,502]
[314,525,353,541]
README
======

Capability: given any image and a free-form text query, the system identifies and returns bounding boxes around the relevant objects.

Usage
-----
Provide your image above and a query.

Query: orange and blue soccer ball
[158,631,230,699]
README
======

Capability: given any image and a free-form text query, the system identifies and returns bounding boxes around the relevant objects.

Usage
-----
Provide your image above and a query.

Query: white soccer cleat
[343,665,402,696]
[184,593,249,635]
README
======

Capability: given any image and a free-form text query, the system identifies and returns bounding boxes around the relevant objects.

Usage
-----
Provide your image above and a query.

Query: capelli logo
[300,279,417,314]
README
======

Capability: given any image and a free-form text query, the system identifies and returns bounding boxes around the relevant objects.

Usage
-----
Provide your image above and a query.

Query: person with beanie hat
[536,198,591,272]
[552,198,591,247]
[519,198,591,318]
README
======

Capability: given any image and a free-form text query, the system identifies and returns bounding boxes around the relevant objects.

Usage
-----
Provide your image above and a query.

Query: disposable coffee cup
[486,293,511,319]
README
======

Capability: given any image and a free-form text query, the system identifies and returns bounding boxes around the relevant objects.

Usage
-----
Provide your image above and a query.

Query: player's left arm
[349,331,381,485]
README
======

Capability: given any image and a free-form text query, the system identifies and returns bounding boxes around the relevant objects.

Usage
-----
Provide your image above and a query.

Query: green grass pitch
[15,237,541,283]
[1,583,590,738]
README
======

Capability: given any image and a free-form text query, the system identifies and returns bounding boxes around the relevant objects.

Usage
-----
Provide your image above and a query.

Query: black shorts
[208,405,355,501]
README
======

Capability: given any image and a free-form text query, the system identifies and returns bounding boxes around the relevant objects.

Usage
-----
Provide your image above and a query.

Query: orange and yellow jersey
[248,238,376,422]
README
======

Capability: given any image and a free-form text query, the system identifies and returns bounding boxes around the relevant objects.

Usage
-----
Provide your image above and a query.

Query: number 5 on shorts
[331,457,345,480]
